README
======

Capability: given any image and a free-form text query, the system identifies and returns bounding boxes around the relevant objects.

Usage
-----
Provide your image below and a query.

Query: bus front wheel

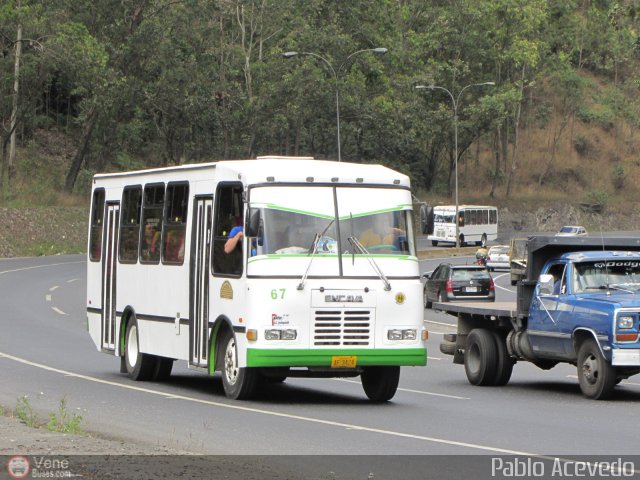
[361,366,400,402]
[220,330,259,400]
[124,317,156,381]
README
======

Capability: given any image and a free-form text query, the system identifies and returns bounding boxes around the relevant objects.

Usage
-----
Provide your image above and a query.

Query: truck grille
[313,310,371,346]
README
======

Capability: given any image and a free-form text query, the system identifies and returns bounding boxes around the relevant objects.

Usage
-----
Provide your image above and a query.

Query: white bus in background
[87,156,427,401]
[427,205,498,247]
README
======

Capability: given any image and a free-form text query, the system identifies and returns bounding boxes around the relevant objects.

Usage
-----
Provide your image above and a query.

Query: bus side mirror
[247,209,261,237]
[420,204,434,235]
[458,215,465,227]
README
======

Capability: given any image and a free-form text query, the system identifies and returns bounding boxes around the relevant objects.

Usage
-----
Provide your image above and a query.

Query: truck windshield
[573,260,640,293]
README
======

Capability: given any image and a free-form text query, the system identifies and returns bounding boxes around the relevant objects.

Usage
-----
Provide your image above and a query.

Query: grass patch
[47,397,84,434]
[15,396,38,428]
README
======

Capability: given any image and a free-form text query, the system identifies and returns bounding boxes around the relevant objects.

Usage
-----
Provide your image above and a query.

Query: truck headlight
[617,315,635,330]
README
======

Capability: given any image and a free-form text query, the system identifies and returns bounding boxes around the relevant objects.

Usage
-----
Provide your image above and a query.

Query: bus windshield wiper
[348,237,391,291]
[298,219,336,291]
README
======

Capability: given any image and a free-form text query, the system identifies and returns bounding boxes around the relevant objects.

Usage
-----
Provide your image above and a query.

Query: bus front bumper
[246,348,427,368]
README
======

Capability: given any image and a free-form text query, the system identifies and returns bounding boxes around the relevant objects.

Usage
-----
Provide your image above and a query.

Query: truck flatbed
[433,301,517,319]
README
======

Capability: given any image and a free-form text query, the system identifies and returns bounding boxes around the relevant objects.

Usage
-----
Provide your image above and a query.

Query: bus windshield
[434,212,455,224]
[249,186,414,256]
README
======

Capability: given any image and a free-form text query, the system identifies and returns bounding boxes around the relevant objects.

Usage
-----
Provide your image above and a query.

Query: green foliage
[15,396,37,428]
[577,106,615,130]
[586,189,609,209]
[1,0,640,198]
[611,164,625,190]
[573,135,591,157]
[47,397,83,434]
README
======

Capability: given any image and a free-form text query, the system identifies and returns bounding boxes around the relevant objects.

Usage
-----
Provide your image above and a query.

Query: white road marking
[67,278,79,283]
[492,272,515,293]
[426,320,456,328]
[0,350,535,455]
[426,356,442,361]
[45,295,52,302]
[332,378,469,400]
[0,261,85,276]
[49,285,59,292]
[51,307,68,316]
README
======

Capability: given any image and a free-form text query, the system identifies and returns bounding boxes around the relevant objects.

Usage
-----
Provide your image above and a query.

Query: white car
[556,225,587,236]
[486,245,510,271]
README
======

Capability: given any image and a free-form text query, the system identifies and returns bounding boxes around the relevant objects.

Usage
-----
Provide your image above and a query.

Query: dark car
[423,264,495,308]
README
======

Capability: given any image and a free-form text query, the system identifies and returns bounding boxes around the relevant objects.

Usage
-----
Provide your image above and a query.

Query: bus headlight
[264,329,281,340]
[264,329,297,341]
[617,315,635,330]
[281,329,297,340]
[387,329,417,341]
[387,329,403,341]
[402,329,417,340]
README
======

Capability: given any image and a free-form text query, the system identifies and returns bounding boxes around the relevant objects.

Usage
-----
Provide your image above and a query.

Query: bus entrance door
[190,197,213,367]
[101,203,119,352]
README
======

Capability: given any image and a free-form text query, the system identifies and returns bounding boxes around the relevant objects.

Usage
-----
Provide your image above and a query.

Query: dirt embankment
[0,207,87,258]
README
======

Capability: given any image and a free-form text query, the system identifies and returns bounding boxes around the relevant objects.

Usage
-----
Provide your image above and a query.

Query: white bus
[87,156,427,401]
[427,205,498,247]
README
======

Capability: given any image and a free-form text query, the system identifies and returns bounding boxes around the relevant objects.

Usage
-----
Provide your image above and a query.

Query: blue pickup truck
[434,236,640,400]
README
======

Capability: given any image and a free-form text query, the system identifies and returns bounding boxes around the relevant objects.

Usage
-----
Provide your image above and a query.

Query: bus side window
[140,184,165,263]
[89,189,105,262]
[212,183,244,276]
[119,186,142,263]
[163,183,189,264]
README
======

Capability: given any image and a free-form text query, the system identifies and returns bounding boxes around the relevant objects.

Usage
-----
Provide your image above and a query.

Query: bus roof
[93,157,410,188]
[433,205,497,211]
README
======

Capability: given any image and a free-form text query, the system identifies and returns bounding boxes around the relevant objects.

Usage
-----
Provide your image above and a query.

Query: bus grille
[313,310,372,346]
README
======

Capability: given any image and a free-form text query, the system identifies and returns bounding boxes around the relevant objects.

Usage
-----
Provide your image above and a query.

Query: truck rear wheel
[490,331,514,386]
[577,339,616,400]
[361,366,400,402]
[464,329,498,386]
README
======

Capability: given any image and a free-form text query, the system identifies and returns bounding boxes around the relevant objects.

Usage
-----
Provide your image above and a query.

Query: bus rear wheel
[220,330,259,400]
[124,317,156,381]
[361,366,400,402]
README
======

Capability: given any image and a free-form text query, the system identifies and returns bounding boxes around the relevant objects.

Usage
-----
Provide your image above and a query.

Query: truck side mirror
[420,204,434,235]
[538,274,555,295]
[246,208,261,237]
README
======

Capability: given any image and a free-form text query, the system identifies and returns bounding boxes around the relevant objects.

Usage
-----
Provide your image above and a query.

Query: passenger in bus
[359,215,405,249]
[143,222,161,260]
[164,228,185,262]
[224,217,243,254]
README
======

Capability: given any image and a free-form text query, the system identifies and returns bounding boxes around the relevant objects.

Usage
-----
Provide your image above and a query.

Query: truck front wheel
[577,339,616,400]
[464,329,498,386]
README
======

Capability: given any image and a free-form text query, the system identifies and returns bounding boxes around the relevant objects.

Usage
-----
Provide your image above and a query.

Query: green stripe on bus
[246,348,427,367]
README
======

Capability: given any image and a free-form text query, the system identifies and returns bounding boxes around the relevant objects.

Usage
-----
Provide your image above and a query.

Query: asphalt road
[1,254,640,478]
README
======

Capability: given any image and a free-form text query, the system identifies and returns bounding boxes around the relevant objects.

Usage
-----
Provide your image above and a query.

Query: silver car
[556,225,587,236]
[486,245,510,271]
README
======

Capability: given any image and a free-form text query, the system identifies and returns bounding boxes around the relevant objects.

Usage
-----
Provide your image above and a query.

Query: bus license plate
[331,356,357,368]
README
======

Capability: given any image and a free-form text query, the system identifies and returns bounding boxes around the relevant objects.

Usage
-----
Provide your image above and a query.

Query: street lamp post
[283,48,387,162]
[415,81,495,248]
